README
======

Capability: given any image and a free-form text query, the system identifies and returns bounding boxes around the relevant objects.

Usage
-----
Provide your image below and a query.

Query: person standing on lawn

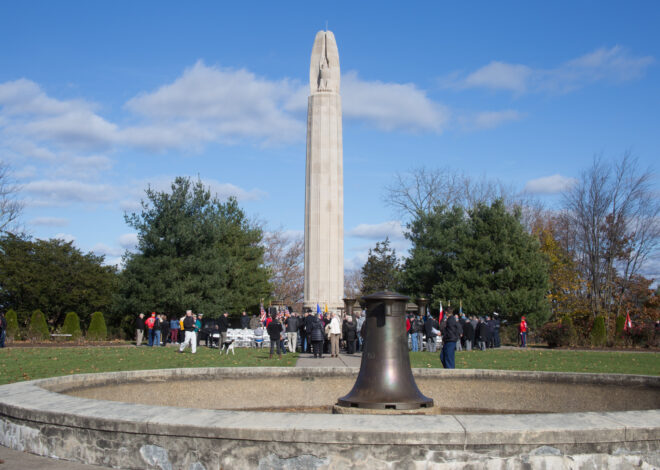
[145,312,156,346]
[267,313,283,359]
[135,313,145,347]
[440,309,462,369]
[0,311,7,348]
[218,312,230,348]
[178,310,197,354]
[519,316,528,347]
[169,316,180,344]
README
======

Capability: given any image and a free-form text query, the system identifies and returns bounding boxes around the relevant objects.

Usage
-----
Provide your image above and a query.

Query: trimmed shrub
[628,324,654,348]
[62,311,82,341]
[87,311,107,341]
[538,322,572,348]
[590,316,607,347]
[28,309,50,341]
[615,315,626,337]
[560,315,577,346]
[5,309,19,342]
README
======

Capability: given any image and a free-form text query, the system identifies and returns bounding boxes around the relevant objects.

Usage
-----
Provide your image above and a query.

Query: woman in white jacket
[329,313,342,357]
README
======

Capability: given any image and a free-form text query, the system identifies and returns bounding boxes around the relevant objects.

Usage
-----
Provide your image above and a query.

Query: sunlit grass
[410,348,660,376]
[0,345,297,385]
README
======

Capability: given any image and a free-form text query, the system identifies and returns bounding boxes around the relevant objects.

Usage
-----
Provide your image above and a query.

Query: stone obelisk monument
[304,30,344,312]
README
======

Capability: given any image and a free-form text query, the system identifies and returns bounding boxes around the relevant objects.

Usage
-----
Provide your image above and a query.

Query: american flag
[260,306,267,324]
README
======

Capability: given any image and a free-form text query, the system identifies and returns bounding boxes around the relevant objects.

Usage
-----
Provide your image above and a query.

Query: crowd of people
[133,307,526,368]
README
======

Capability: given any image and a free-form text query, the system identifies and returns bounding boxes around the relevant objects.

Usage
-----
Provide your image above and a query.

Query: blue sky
[1,1,659,275]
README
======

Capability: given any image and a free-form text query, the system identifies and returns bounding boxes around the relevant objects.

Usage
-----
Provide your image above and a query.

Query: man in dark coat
[310,315,325,358]
[285,313,299,353]
[266,314,283,359]
[342,316,357,354]
[135,313,145,347]
[475,317,488,351]
[218,312,230,348]
[424,315,438,353]
[463,318,475,351]
[304,311,315,354]
[440,309,462,369]
[240,311,250,329]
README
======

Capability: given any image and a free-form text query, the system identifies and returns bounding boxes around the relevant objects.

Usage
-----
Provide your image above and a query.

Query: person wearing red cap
[519,316,528,347]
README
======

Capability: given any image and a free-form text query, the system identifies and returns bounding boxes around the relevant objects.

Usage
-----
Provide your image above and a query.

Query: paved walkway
[295,350,362,368]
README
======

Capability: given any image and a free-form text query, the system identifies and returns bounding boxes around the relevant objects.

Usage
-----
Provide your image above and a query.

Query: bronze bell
[337,291,433,410]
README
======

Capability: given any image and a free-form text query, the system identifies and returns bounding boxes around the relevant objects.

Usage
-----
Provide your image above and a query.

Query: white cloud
[92,242,124,257]
[23,179,117,204]
[348,220,405,240]
[470,109,523,130]
[53,232,76,243]
[29,216,69,227]
[342,72,449,133]
[119,233,138,250]
[443,46,654,94]
[124,60,304,148]
[463,62,532,93]
[523,174,577,194]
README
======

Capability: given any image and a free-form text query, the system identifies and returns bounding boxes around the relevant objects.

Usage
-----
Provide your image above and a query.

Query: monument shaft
[304,31,344,311]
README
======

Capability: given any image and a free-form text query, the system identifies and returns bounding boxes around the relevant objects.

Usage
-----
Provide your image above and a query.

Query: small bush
[5,309,19,342]
[28,310,50,341]
[627,324,654,348]
[87,311,107,341]
[560,315,577,346]
[590,316,607,347]
[62,311,82,341]
[538,322,572,348]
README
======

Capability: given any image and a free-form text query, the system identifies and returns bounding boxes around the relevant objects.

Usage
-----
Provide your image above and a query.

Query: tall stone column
[304,31,344,312]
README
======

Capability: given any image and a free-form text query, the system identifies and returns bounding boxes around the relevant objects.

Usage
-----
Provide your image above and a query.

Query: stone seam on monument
[304,30,344,311]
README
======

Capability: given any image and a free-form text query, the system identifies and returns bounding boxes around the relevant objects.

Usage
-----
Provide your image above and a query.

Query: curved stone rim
[0,367,659,447]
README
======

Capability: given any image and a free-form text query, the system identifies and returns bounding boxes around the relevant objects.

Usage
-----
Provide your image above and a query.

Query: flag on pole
[316,303,321,315]
[459,300,463,316]
[324,303,328,314]
[624,312,632,332]
[259,305,267,324]
[439,301,443,322]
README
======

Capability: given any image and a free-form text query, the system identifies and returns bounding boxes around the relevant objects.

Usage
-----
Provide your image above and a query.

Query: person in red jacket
[145,312,156,347]
[519,316,528,348]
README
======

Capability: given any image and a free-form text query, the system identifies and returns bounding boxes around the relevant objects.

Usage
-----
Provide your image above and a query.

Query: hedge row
[3,309,107,342]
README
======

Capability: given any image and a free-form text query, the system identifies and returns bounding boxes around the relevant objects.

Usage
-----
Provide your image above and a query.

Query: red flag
[624,312,632,332]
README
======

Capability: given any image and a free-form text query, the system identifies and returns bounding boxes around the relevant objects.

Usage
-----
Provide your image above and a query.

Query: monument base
[332,404,436,415]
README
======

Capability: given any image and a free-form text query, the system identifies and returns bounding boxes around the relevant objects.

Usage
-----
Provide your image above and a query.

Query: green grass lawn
[0,346,297,385]
[410,348,660,376]
[1,346,658,386]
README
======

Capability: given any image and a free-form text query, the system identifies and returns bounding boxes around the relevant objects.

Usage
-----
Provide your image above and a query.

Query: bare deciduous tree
[384,166,542,228]
[0,162,22,234]
[563,152,660,319]
[344,267,363,299]
[262,230,304,306]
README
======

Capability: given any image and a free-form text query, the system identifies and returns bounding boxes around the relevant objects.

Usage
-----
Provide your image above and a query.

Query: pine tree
[405,200,549,326]
[361,238,400,295]
[120,177,271,318]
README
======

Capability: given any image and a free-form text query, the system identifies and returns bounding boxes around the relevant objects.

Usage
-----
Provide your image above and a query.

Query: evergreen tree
[405,200,549,326]
[361,238,400,295]
[28,309,49,341]
[590,315,607,347]
[0,234,117,329]
[62,311,82,341]
[5,309,18,341]
[402,205,467,299]
[120,177,271,318]
[87,311,107,341]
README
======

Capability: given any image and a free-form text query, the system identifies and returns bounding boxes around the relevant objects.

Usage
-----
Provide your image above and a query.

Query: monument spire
[304,30,344,312]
